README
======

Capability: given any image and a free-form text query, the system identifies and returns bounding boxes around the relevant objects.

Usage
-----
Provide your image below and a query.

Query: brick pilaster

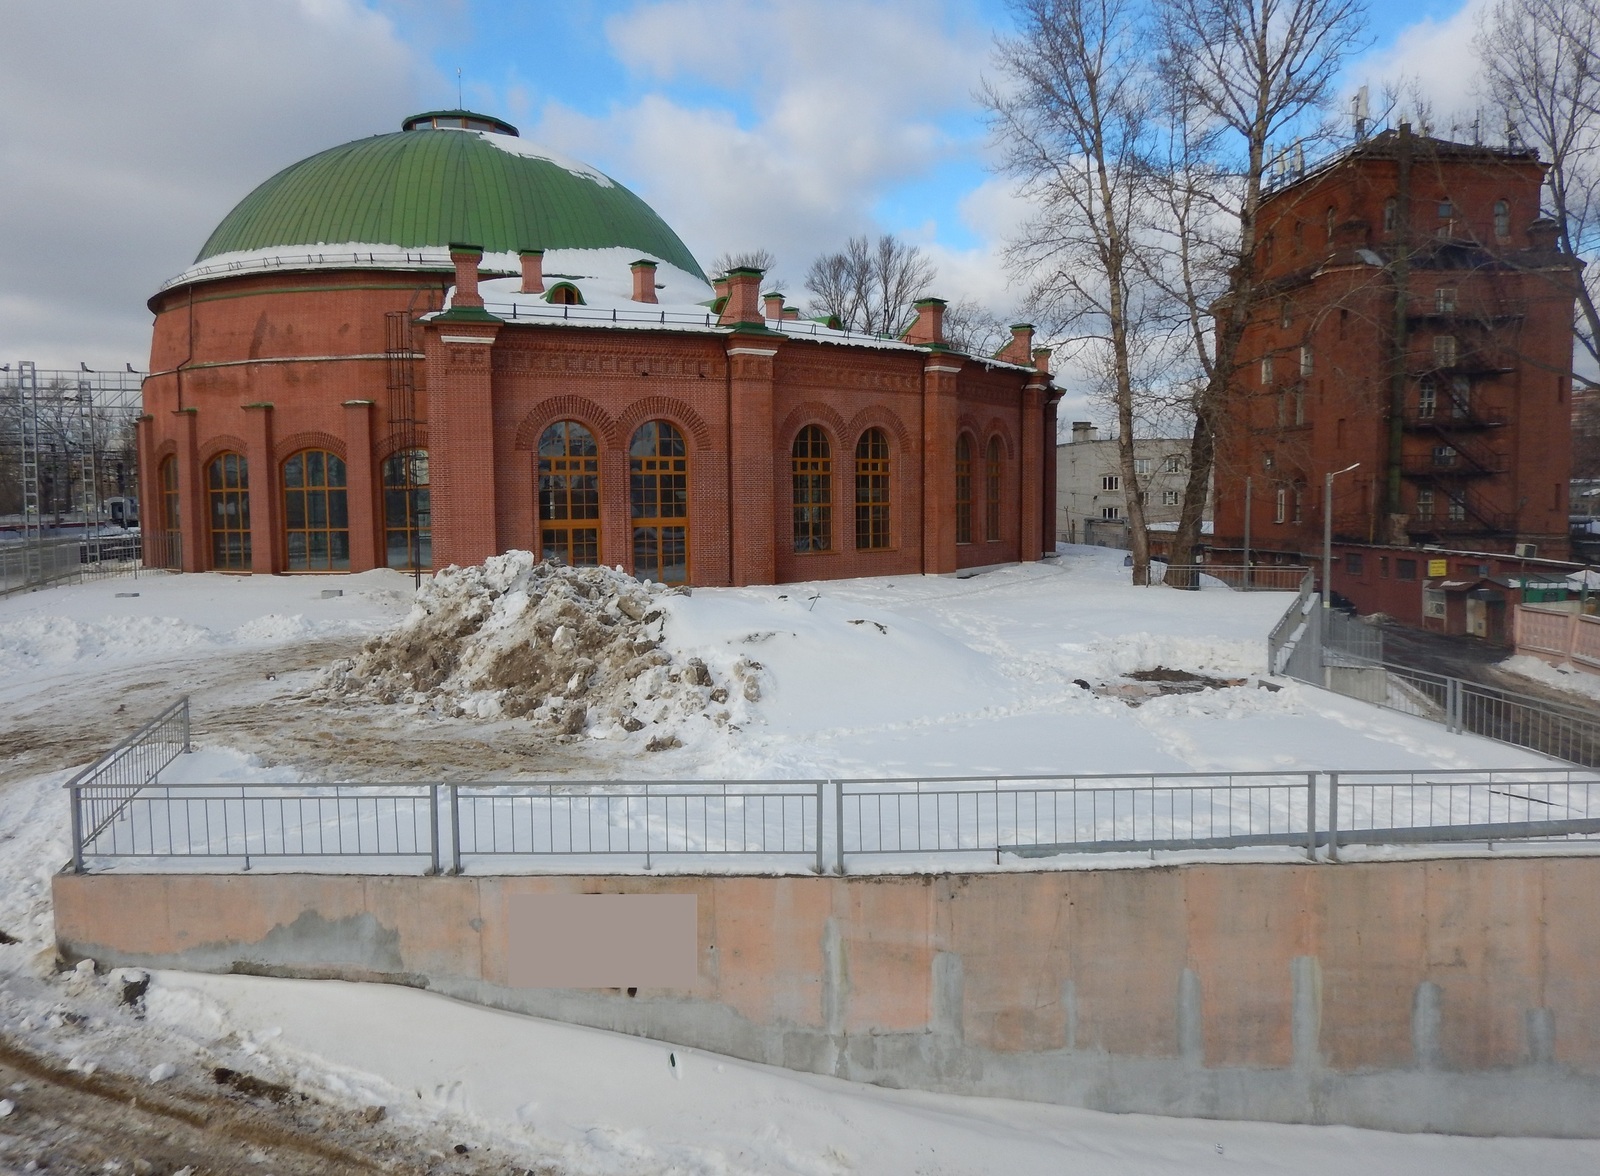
[343,399,377,571]
[424,319,502,569]
[243,403,277,574]
[1020,382,1045,562]
[921,355,963,573]
[726,333,780,585]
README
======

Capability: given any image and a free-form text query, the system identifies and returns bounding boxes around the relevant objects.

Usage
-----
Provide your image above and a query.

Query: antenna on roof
[457,67,463,109]
[1352,86,1369,141]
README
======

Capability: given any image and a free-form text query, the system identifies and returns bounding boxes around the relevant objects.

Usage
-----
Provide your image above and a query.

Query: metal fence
[65,696,189,871]
[1,532,145,596]
[835,772,1319,867]
[1328,769,1600,858]
[1141,563,1312,591]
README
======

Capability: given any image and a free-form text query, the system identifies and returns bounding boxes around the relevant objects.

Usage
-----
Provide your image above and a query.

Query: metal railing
[1140,563,1312,591]
[450,780,825,872]
[1328,769,1600,858]
[835,772,1319,867]
[1,532,146,596]
[66,696,189,871]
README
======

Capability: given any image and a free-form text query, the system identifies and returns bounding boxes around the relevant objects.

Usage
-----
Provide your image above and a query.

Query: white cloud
[0,0,431,369]
[520,0,1008,308]
[1343,0,1493,129]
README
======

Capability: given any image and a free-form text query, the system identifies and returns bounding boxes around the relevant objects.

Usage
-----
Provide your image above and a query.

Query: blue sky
[2,0,1488,373]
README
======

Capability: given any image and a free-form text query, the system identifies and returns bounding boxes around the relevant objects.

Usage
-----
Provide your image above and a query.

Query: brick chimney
[519,249,545,294]
[1528,217,1562,250]
[1032,346,1052,375]
[449,244,484,308]
[631,259,659,304]
[1070,421,1097,443]
[998,323,1034,364]
[904,297,947,346]
[763,292,786,320]
[717,266,765,327]
[782,306,800,321]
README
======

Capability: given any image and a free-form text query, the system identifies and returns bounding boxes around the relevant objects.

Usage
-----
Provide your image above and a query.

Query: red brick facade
[141,269,1057,585]
[1213,129,1583,596]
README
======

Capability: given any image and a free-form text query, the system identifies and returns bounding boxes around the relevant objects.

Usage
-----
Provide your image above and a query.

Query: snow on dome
[473,131,615,188]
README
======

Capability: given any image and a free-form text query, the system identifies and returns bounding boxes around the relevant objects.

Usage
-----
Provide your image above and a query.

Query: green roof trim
[434,305,504,324]
[196,126,706,280]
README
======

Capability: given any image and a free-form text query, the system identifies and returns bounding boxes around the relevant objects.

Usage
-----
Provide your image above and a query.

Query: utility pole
[1325,463,1361,608]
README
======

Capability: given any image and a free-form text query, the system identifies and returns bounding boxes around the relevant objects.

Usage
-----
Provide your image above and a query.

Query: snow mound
[316,552,762,740]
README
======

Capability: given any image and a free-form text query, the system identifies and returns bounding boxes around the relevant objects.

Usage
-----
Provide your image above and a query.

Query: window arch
[206,452,250,570]
[283,449,349,571]
[791,425,831,553]
[382,449,431,570]
[985,436,1003,542]
[855,428,891,550]
[955,433,974,545]
[539,422,601,566]
[546,282,583,306]
[630,420,689,583]
[1493,199,1511,239]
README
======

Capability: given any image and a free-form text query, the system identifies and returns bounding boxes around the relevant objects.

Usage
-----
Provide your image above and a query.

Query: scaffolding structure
[2,361,146,593]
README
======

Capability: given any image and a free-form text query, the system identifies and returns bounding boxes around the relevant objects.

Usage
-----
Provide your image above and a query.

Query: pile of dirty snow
[316,553,762,745]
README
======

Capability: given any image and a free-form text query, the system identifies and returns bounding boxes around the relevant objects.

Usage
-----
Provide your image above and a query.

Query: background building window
[1433,335,1457,367]
[791,425,831,553]
[1274,487,1286,523]
[1397,558,1418,580]
[1435,286,1456,313]
[1383,197,1397,232]
[985,436,1002,542]
[1450,375,1471,418]
[206,452,250,570]
[1345,552,1364,575]
[1162,489,1179,506]
[1133,457,1151,475]
[1163,455,1182,473]
[955,434,973,544]
[1448,496,1466,522]
[1299,344,1313,377]
[1261,354,1274,384]
[854,428,891,550]
[1418,377,1436,418]
[1433,445,1456,467]
[1416,488,1435,520]
[283,449,349,572]
[1101,473,1120,491]
[630,420,689,583]
[382,449,431,570]
[1101,505,1121,520]
[541,421,602,567]
[1494,199,1511,238]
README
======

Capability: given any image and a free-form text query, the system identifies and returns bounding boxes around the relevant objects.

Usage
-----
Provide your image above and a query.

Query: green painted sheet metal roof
[196,124,705,279]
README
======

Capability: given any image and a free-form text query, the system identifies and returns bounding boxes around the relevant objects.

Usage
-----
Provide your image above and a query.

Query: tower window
[1494,199,1511,239]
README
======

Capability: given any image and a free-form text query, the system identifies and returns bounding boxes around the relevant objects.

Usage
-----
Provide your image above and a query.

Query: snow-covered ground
[4,546,1598,1171]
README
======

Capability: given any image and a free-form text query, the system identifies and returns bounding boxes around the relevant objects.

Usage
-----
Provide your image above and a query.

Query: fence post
[1327,773,1339,862]
[1448,677,1462,734]
[449,783,462,874]
[1306,772,1317,861]
[428,784,441,876]
[815,781,825,875]
[69,785,84,874]
[181,696,191,753]
[835,780,846,875]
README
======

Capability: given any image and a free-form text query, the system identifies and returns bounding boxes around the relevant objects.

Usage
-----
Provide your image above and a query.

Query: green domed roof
[194,112,705,279]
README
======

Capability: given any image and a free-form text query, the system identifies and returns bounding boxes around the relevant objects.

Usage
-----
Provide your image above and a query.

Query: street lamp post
[1323,463,1361,609]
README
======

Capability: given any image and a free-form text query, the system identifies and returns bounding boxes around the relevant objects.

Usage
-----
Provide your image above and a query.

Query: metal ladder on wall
[75,379,100,558]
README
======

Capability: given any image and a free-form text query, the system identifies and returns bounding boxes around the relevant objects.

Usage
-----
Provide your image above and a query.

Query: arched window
[382,449,431,570]
[985,436,1003,542]
[158,456,181,569]
[206,452,250,570]
[791,425,831,553]
[1494,199,1511,239]
[283,449,348,571]
[630,420,689,583]
[1325,206,1336,243]
[539,422,600,567]
[1383,197,1397,234]
[955,434,974,545]
[854,428,891,550]
[546,282,583,306]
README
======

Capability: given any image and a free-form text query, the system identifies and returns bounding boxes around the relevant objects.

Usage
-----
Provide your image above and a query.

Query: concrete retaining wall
[52,858,1600,1137]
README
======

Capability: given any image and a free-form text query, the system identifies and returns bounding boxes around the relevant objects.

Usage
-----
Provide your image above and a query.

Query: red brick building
[140,111,1058,585]
[1212,126,1583,610]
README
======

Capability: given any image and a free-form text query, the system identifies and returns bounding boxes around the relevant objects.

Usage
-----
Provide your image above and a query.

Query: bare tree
[710,248,779,278]
[803,234,937,337]
[1477,0,1600,387]
[1154,0,1367,573]
[987,0,1161,580]
[943,298,1013,357]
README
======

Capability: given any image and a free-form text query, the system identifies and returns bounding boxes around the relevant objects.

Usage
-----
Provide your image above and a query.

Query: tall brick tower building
[140,111,1058,585]
[1213,126,1582,588]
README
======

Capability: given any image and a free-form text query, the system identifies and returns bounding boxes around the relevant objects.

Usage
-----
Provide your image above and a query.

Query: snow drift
[316,553,762,742]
